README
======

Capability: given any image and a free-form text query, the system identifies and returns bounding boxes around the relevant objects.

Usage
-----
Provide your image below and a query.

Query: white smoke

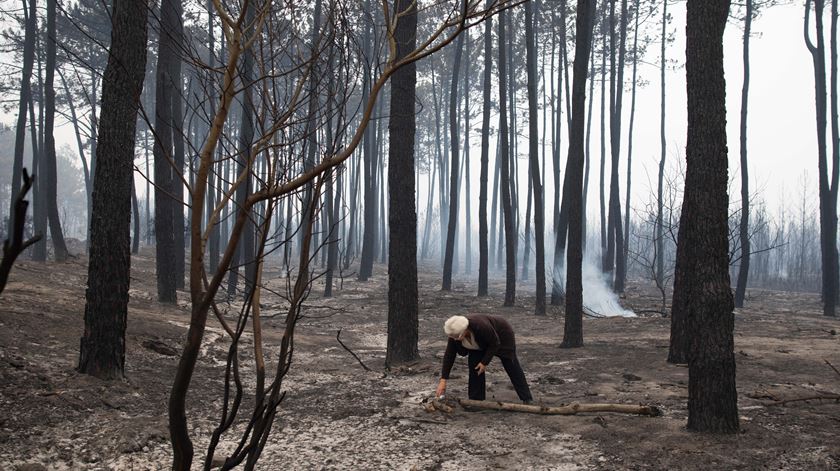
[554,251,636,318]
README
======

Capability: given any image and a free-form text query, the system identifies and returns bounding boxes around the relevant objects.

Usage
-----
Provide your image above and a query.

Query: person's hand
[435,378,447,398]
[474,362,486,376]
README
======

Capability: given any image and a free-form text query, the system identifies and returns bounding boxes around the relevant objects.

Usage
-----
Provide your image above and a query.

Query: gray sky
[617,2,818,219]
[8,2,823,230]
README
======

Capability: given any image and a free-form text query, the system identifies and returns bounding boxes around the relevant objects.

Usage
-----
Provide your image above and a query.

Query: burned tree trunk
[44,0,69,261]
[153,0,182,303]
[443,33,465,291]
[734,0,753,308]
[478,0,493,297]
[525,0,546,315]
[562,0,597,348]
[674,0,739,434]
[78,0,148,379]
[386,0,419,366]
[498,8,516,307]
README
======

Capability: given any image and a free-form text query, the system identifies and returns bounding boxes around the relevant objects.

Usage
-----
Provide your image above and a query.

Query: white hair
[444,315,469,337]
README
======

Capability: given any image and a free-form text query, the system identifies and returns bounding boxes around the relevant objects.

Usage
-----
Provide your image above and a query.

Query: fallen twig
[458,399,662,416]
[763,395,840,407]
[336,329,371,372]
[824,359,840,380]
[391,416,448,425]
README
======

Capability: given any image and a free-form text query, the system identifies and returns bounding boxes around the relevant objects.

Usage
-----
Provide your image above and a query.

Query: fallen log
[762,394,840,407]
[458,399,662,417]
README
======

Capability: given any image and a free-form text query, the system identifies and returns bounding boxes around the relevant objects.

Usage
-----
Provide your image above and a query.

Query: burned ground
[1,248,839,470]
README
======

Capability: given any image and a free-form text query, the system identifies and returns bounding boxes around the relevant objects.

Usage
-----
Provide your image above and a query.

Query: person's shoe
[522,399,533,405]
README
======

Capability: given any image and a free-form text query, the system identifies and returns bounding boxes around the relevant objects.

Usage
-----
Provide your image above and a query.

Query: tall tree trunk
[734,0,753,308]
[552,3,564,238]
[805,0,837,317]
[230,3,257,298]
[523,168,533,282]
[8,0,36,248]
[78,0,148,379]
[478,1,493,297]
[430,56,448,264]
[145,129,152,246]
[583,39,596,252]
[359,0,377,280]
[386,0,419,366]
[526,0,546,315]
[421,155,436,259]
[656,0,668,289]
[132,179,141,254]
[599,3,608,257]
[678,0,739,433]
[506,10,519,266]
[830,0,840,314]
[499,8,516,307]
[206,0,219,273]
[443,33,465,290]
[562,0,597,348]
[464,30,473,274]
[301,0,323,279]
[171,26,186,291]
[58,70,92,251]
[31,42,47,262]
[623,0,639,277]
[491,139,501,269]
[153,0,181,302]
[44,0,69,261]
[344,139,360,269]
[605,0,627,293]
[379,132,387,264]
[324,68,340,296]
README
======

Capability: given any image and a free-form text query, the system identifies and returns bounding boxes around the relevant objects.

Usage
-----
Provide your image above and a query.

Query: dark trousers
[467,350,532,401]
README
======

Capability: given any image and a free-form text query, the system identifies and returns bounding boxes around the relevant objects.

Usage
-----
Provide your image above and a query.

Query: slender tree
[464,30,473,274]
[599,3,608,255]
[44,0,70,261]
[604,0,627,292]
[525,0,546,314]
[8,0,36,246]
[478,0,493,297]
[734,0,753,308]
[830,0,840,316]
[677,0,739,433]
[359,0,377,281]
[656,0,668,289]
[443,33,465,290]
[498,7,516,306]
[386,0,419,366]
[78,0,148,379]
[805,0,838,317]
[622,0,639,275]
[562,0,597,348]
[153,0,181,302]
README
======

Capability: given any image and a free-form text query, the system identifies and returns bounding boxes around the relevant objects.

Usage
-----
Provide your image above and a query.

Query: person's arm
[440,338,457,379]
[437,338,458,397]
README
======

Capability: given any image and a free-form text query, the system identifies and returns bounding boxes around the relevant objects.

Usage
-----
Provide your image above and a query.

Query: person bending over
[435,314,533,403]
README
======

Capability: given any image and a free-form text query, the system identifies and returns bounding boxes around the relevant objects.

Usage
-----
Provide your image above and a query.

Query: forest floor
[1,245,840,470]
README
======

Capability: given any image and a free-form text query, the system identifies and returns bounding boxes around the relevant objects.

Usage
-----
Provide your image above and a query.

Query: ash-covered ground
[1,248,839,469]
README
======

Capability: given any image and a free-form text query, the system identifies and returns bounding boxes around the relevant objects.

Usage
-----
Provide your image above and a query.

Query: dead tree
[562,0,597,348]
[672,0,739,433]
[77,0,148,379]
[0,170,42,295]
[166,2,519,469]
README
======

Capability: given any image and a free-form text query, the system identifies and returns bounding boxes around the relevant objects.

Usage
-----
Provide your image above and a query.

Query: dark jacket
[440,315,517,379]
